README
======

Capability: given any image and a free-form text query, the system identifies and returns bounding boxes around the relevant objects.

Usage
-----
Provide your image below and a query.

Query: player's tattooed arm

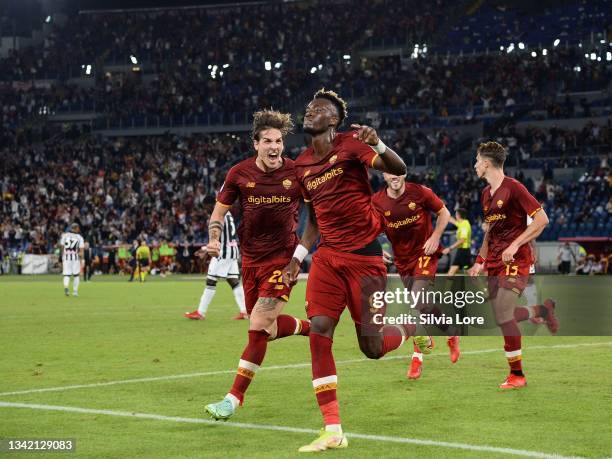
[283,202,319,287]
[205,202,230,257]
[350,124,407,175]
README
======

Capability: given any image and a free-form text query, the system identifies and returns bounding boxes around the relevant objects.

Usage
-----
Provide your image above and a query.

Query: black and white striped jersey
[60,232,85,262]
[219,212,239,260]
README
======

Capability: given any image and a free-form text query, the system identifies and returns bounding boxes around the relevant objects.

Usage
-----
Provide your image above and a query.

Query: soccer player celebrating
[284,89,428,452]
[372,172,460,380]
[468,141,558,389]
[184,211,248,320]
[204,110,310,421]
[59,223,84,297]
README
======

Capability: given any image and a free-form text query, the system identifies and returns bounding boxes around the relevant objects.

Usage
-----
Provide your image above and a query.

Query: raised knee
[359,343,383,360]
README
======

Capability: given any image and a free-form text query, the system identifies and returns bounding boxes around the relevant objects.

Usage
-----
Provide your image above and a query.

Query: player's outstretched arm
[206,202,231,257]
[501,209,549,263]
[350,124,407,175]
[283,201,319,286]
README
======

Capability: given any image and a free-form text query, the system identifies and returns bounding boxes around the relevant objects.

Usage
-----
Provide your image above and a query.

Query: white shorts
[207,257,239,280]
[62,259,81,276]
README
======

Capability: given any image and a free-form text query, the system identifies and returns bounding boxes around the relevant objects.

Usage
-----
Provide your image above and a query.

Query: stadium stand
[0,0,609,272]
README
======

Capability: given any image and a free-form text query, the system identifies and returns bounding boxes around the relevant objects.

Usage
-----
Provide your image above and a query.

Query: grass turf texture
[1,275,611,458]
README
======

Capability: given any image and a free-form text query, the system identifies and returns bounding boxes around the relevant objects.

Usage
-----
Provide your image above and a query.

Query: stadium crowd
[3,48,608,131]
[0,132,250,254]
[0,0,446,81]
[1,0,610,275]
[1,0,609,132]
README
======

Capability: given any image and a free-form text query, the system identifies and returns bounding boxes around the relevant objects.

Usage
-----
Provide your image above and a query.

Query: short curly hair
[252,109,294,141]
[477,141,507,168]
[313,88,348,128]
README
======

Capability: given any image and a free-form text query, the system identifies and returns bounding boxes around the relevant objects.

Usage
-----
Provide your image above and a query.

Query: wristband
[370,139,387,155]
[292,244,308,263]
[476,255,486,264]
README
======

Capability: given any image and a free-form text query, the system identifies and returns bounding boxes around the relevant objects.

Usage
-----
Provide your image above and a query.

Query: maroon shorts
[306,246,387,325]
[396,251,441,280]
[242,258,293,314]
[487,261,531,299]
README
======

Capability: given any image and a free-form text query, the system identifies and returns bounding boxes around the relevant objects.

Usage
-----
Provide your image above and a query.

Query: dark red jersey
[294,131,382,252]
[372,183,445,267]
[481,176,541,268]
[217,156,300,267]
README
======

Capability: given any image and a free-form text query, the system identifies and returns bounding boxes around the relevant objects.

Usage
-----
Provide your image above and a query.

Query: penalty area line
[1,341,611,397]
[0,401,584,459]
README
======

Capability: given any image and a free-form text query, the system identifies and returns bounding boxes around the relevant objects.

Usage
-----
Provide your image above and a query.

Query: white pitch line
[1,341,611,397]
[0,401,584,459]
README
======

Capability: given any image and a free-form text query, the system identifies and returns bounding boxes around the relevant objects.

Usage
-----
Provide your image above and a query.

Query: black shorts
[452,248,472,268]
[137,259,149,268]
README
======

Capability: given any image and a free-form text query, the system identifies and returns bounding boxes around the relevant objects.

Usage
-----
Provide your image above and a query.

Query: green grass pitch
[0,275,611,458]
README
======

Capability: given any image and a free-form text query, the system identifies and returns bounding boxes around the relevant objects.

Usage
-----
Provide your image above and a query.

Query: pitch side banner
[359,275,612,336]
[21,255,50,275]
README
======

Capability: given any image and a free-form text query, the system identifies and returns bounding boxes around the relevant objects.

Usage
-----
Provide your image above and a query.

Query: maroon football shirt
[295,131,382,252]
[481,176,541,268]
[372,183,445,265]
[217,156,300,267]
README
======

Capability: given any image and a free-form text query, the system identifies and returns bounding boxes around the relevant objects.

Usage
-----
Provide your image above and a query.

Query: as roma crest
[408,202,417,211]
[282,179,292,190]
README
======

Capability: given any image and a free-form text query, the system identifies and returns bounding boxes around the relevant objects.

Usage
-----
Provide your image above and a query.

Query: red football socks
[310,332,340,425]
[514,305,547,322]
[229,329,269,405]
[381,324,410,355]
[275,314,310,339]
[500,320,523,375]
